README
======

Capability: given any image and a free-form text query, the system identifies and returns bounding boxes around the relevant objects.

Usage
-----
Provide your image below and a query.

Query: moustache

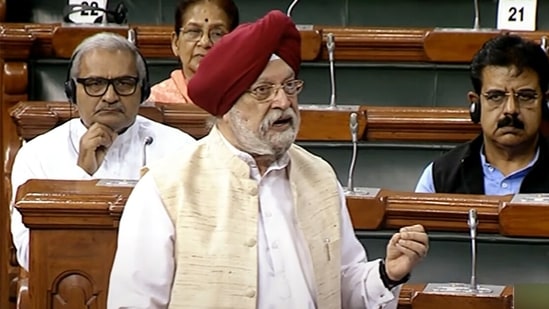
[497,114,524,129]
[261,109,297,131]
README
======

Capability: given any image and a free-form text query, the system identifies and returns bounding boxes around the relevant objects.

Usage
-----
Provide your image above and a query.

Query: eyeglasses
[247,80,305,102]
[179,27,227,44]
[482,90,540,107]
[76,76,139,97]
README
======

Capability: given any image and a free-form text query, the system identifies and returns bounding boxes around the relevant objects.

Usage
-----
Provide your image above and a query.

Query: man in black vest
[415,34,549,194]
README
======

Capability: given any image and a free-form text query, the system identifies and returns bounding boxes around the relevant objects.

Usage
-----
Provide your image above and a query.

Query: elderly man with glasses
[415,34,549,195]
[10,32,196,271]
[108,11,429,309]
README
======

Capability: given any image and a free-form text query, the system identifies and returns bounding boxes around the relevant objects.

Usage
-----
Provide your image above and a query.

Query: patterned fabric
[149,127,342,309]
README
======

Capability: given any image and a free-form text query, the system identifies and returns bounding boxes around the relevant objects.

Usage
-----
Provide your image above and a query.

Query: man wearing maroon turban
[109,10,428,309]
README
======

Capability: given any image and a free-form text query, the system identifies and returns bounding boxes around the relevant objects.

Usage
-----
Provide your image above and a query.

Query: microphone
[142,136,153,167]
[127,28,136,45]
[326,33,337,108]
[467,209,479,291]
[473,0,480,30]
[541,36,548,53]
[346,112,358,192]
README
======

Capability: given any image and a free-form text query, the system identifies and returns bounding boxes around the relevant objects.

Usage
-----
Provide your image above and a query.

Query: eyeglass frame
[75,76,140,97]
[246,79,305,103]
[481,89,541,107]
[178,26,228,44]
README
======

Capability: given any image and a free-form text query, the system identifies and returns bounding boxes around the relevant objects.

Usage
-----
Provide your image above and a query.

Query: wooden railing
[10,101,485,142]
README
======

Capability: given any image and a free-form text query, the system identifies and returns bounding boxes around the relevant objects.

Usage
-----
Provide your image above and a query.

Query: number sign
[497,0,537,31]
[67,0,108,24]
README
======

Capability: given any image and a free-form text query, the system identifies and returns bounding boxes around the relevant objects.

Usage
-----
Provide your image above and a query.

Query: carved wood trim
[13,100,548,145]
[10,101,483,143]
[0,58,7,309]
[1,61,28,309]
[16,179,549,237]
[2,23,549,63]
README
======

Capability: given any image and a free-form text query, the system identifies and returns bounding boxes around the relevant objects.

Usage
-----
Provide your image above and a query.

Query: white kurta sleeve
[10,144,93,270]
[107,173,175,309]
[338,184,400,309]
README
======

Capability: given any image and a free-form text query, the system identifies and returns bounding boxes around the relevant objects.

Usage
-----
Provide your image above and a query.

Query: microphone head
[144,136,154,145]
[326,33,336,62]
[349,112,358,141]
[467,208,478,229]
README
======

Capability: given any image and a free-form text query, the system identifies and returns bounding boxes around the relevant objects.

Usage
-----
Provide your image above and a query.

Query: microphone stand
[286,0,300,17]
[467,209,478,291]
[473,0,480,30]
[142,136,153,167]
[327,33,337,108]
[346,112,358,193]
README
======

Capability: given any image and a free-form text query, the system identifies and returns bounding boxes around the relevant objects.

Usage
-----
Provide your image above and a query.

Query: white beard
[227,107,299,159]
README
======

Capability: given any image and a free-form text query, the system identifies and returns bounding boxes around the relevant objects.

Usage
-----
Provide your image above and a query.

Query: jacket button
[245,238,257,247]
[245,289,256,298]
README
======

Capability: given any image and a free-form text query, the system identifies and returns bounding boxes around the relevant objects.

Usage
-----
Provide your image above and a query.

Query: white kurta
[108,137,400,309]
[10,115,196,270]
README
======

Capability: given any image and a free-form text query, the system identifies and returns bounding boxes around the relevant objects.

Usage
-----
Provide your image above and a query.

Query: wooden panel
[424,29,501,63]
[11,101,483,143]
[298,105,366,141]
[48,24,321,61]
[2,23,549,63]
[499,200,549,237]
[315,26,428,62]
[15,179,518,309]
[51,25,128,58]
[363,106,480,142]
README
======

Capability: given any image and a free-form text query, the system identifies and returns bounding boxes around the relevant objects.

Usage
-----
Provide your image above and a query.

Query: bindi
[204,18,209,23]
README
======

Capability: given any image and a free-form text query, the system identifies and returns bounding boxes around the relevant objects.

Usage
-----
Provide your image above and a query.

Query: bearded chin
[266,128,296,157]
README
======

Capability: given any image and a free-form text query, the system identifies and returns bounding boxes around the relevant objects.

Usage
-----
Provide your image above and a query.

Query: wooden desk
[15,179,534,309]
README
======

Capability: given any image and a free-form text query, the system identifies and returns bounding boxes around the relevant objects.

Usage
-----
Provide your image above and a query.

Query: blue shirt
[415,147,540,195]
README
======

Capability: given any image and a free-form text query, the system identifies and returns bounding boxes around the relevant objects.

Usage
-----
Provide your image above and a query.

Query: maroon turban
[187,10,302,116]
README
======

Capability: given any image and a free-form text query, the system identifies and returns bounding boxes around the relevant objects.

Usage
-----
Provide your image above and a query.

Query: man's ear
[467,91,479,104]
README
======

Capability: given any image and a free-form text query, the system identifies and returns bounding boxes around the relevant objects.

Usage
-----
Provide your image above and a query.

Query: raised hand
[385,224,429,281]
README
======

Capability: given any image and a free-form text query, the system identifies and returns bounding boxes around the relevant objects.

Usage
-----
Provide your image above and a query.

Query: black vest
[432,135,549,194]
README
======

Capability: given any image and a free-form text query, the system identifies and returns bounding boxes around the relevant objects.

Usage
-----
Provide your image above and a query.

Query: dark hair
[174,0,239,35]
[470,34,549,95]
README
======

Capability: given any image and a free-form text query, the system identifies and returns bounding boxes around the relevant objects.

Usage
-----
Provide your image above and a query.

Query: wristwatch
[379,260,410,290]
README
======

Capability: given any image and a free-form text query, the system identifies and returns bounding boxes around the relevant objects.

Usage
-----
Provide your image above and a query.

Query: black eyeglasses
[75,76,139,97]
[179,27,228,44]
[247,80,305,102]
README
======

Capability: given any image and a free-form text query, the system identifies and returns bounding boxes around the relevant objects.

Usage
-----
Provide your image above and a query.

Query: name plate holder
[413,283,511,309]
